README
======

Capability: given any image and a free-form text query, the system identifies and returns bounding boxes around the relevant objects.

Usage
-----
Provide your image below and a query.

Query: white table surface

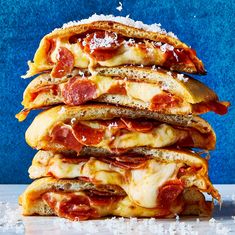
[0,184,234,235]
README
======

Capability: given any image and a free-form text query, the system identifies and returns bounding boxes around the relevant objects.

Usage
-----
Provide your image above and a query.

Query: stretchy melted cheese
[42,191,182,220]
[49,121,190,151]
[96,123,188,149]
[50,40,90,68]
[29,154,214,208]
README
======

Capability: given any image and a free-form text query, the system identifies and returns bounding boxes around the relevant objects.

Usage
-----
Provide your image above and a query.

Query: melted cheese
[99,45,155,66]
[50,39,89,68]
[43,192,178,218]
[125,81,163,102]
[90,74,164,103]
[36,156,183,208]
[79,122,188,149]
[51,39,164,68]
[127,162,179,208]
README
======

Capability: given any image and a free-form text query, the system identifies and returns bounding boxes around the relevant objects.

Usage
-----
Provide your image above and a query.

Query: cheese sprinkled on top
[56,14,177,39]
[177,74,189,82]
[116,2,123,12]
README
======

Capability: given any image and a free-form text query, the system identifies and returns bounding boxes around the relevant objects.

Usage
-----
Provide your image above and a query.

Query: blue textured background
[0,0,234,183]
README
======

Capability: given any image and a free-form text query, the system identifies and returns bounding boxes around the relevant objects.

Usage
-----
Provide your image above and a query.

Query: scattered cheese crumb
[231,194,235,201]
[70,118,76,125]
[90,32,119,52]
[58,14,178,39]
[124,38,136,46]
[153,41,162,47]
[209,218,216,224]
[78,71,85,77]
[173,51,179,62]
[58,106,66,114]
[215,223,231,235]
[0,203,24,234]
[232,216,235,224]
[167,71,172,76]
[160,43,174,53]
[108,122,118,130]
[161,82,170,91]
[116,2,123,11]
[53,216,235,235]
[176,74,189,82]
[151,65,157,70]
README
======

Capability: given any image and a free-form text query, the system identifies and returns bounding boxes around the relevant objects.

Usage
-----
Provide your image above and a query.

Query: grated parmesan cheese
[0,203,24,234]
[160,43,174,53]
[70,118,76,125]
[78,71,85,77]
[161,82,170,91]
[116,2,123,12]
[108,122,118,130]
[151,65,157,70]
[89,32,119,52]
[177,73,189,82]
[57,14,178,39]
[58,106,66,114]
[53,216,235,235]
[231,194,235,201]
[167,71,172,76]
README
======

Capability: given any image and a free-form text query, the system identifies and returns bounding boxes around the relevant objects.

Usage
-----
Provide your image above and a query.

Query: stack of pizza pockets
[17,15,229,221]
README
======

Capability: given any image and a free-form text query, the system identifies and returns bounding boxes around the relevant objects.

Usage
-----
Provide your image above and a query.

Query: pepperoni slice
[30,85,58,102]
[60,156,89,164]
[150,93,182,111]
[51,47,74,78]
[50,125,83,152]
[88,194,123,206]
[46,39,56,64]
[62,76,97,105]
[72,122,105,145]
[83,31,123,61]
[107,83,127,95]
[163,49,192,67]
[99,154,149,169]
[43,193,99,221]
[158,180,184,208]
[193,101,229,115]
[121,118,154,132]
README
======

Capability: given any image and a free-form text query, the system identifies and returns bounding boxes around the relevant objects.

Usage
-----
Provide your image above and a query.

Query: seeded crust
[23,21,205,77]
[19,177,213,217]
[25,104,216,150]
